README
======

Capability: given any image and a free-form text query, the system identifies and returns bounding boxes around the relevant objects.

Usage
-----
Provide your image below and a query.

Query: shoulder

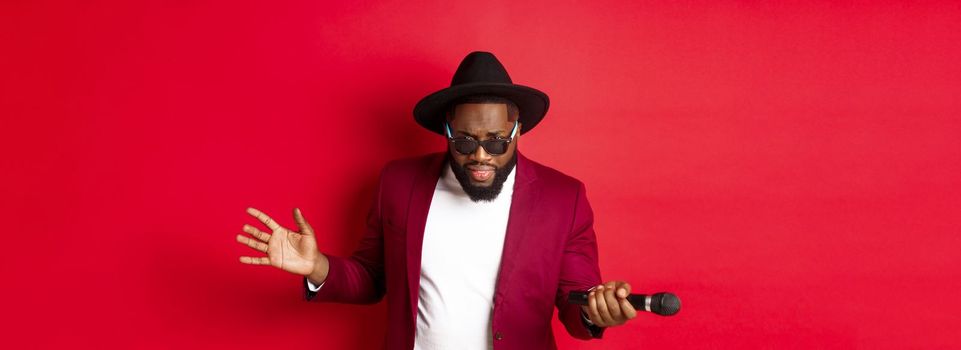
[520,153,596,229]
[522,153,587,196]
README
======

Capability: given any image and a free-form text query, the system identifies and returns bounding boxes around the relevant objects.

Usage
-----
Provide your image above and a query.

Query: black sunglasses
[444,120,518,156]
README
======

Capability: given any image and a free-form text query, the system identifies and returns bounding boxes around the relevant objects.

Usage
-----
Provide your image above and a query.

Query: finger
[595,285,614,325]
[293,208,314,236]
[604,280,617,289]
[236,234,268,253]
[604,284,623,321]
[620,298,638,319]
[239,256,270,265]
[242,224,271,242]
[247,207,280,231]
[587,291,602,325]
[617,282,632,299]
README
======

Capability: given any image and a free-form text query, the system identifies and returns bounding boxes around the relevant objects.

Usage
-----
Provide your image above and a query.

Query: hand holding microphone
[569,281,681,327]
[569,289,680,316]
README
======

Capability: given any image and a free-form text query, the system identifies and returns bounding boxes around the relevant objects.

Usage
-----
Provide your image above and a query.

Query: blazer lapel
[494,150,539,307]
[405,152,445,325]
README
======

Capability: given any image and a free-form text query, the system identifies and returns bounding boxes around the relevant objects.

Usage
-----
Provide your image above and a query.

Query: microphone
[568,290,681,316]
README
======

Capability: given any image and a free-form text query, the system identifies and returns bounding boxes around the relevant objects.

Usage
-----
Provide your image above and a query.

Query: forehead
[448,103,511,128]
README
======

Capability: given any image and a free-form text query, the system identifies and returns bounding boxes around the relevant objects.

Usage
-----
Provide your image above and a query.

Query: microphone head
[650,292,681,316]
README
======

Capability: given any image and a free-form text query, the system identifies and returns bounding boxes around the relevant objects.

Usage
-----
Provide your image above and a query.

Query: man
[236,51,637,349]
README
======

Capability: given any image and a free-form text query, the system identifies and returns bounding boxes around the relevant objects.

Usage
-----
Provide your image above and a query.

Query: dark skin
[235,102,635,331]
[445,103,520,184]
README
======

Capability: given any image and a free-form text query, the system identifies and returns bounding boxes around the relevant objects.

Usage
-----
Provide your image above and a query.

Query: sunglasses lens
[451,139,510,155]
[453,140,478,154]
[483,140,509,155]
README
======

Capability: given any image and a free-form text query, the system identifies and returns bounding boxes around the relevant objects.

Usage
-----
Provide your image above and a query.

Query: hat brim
[413,82,549,136]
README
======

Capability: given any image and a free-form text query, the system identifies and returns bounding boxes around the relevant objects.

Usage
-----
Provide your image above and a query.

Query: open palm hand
[236,207,319,276]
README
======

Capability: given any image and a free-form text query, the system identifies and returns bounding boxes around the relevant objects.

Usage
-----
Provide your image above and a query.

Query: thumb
[617,282,632,298]
[293,208,315,236]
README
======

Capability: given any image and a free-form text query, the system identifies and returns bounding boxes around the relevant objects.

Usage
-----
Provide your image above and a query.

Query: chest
[420,189,512,275]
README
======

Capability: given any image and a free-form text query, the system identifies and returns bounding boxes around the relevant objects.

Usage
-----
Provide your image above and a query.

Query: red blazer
[304,150,604,349]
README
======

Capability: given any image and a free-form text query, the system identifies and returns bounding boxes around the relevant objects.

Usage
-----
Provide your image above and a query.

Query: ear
[445,105,457,122]
[443,110,453,134]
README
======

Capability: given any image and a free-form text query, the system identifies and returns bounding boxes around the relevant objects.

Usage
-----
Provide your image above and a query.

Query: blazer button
[494,331,503,340]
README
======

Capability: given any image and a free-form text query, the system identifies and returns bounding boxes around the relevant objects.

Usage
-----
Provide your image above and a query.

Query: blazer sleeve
[554,181,606,339]
[304,164,389,304]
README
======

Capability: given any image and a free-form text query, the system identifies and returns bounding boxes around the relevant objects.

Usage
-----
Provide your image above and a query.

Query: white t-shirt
[308,160,516,350]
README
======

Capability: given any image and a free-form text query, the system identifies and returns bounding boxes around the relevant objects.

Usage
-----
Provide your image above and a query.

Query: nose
[469,142,493,163]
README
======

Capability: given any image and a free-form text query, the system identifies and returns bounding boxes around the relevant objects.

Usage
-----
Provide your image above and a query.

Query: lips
[467,165,495,182]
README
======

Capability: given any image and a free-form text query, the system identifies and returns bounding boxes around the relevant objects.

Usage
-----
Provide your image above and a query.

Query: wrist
[580,308,595,326]
[580,307,606,339]
[306,254,329,285]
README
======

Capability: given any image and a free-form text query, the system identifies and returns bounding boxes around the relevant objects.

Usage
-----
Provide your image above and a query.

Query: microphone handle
[568,291,647,310]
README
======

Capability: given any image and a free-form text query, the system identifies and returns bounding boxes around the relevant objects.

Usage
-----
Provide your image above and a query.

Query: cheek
[449,151,468,166]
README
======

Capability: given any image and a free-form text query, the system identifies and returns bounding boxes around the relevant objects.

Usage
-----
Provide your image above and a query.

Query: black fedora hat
[413,51,550,136]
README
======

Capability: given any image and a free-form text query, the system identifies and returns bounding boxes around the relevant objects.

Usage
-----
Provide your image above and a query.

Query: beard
[448,150,518,202]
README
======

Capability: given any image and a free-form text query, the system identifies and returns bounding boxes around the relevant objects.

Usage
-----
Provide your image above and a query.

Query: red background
[2,1,960,348]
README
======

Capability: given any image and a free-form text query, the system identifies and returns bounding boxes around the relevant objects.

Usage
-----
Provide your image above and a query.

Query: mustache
[446,151,517,202]
[461,163,497,170]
